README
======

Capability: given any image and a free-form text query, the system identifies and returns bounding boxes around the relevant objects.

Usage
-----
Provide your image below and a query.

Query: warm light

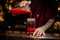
[9,5,12,10]
[58,7,60,10]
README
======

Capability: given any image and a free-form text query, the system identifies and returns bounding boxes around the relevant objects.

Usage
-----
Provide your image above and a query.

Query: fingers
[33,29,45,37]
[39,31,45,36]
[43,31,45,36]
[36,31,40,37]
[39,32,42,36]
[33,29,37,36]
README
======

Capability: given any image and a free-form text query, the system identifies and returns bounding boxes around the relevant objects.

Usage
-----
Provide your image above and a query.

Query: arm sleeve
[42,6,57,31]
[38,0,57,31]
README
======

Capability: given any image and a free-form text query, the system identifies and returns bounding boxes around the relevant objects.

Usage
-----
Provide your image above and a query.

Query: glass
[27,18,35,36]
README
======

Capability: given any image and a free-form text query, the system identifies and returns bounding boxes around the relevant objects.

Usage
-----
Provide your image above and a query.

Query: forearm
[42,19,55,31]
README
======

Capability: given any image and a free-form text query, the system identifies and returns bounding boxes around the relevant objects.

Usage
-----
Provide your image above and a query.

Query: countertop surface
[0,31,60,40]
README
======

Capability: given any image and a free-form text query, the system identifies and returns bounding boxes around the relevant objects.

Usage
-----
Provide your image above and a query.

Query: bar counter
[0,31,60,40]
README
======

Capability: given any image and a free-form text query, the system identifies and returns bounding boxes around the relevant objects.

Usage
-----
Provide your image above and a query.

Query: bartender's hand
[33,27,45,37]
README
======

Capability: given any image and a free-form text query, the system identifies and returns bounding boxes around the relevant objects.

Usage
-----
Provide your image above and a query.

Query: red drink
[27,18,35,35]
[27,27,35,33]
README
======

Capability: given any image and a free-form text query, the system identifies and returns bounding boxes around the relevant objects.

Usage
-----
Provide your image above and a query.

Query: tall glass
[27,18,35,36]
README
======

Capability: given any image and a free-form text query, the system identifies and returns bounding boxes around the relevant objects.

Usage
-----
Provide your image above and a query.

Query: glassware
[27,18,35,36]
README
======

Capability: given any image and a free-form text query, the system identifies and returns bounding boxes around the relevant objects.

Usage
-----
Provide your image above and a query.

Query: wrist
[37,26,45,31]
[41,26,46,31]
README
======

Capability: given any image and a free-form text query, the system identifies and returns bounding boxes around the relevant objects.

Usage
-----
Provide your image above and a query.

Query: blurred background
[0,0,60,40]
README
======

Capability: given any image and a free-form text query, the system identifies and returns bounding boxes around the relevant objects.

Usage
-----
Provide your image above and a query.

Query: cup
[27,18,35,35]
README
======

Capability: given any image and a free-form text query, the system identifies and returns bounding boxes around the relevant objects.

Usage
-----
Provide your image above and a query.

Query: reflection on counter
[0,31,60,40]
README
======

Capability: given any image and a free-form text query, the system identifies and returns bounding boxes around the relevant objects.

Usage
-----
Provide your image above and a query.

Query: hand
[19,1,28,7]
[33,27,45,37]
